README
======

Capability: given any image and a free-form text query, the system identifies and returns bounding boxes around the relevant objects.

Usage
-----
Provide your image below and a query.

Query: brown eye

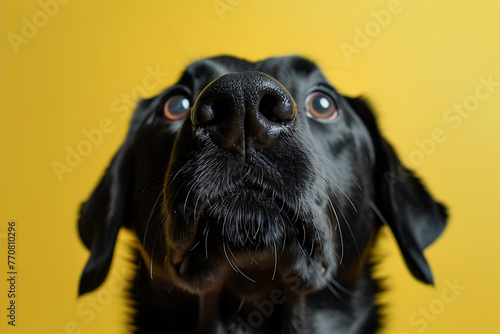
[305,92,338,120]
[163,95,191,121]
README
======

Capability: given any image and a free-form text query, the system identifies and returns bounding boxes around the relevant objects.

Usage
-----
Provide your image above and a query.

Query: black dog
[78,56,446,333]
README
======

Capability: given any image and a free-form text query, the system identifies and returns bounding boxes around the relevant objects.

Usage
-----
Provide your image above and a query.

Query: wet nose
[191,71,296,157]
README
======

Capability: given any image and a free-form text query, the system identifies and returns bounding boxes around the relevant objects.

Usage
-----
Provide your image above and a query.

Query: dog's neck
[129,250,381,334]
[196,279,310,333]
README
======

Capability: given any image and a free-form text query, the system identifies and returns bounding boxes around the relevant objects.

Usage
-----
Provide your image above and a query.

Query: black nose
[191,71,296,157]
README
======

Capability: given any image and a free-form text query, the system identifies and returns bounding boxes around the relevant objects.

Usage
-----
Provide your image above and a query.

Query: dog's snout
[191,71,296,157]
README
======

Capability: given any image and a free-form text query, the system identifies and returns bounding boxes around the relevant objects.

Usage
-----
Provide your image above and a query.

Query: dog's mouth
[163,175,336,294]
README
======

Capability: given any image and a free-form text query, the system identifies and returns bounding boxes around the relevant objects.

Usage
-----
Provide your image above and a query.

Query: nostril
[211,96,232,123]
[194,104,215,125]
[258,93,295,123]
[193,96,232,126]
[259,94,280,123]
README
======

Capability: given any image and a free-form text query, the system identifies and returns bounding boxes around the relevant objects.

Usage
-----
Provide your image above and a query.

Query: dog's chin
[165,189,337,294]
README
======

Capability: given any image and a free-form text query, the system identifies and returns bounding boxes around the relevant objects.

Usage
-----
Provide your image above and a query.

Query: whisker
[327,197,344,265]
[315,225,323,250]
[232,299,246,320]
[142,191,164,247]
[252,218,261,240]
[325,282,346,303]
[325,280,343,300]
[224,241,256,283]
[338,208,361,260]
[169,160,192,184]
[370,200,389,226]
[333,182,357,213]
[301,224,307,248]
[305,257,352,299]
[140,184,166,193]
[323,174,358,213]
[319,157,362,190]
[246,249,259,265]
[227,242,239,264]
[149,221,163,280]
[297,240,308,258]
[142,164,169,193]
[183,176,199,219]
[193,193,202,223]
[203,225,210,259]
[319,176,361,260]
[279,216,287,254]
[279,184,287,212]
[190,240,201,251]
[327,277,352,296]
[272,241,278,280]
[308,235,315,257]
[281,237,287,254]
[223,240,239,273]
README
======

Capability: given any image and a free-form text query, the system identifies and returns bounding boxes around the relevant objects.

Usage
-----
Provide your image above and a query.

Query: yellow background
[1,0,499,333]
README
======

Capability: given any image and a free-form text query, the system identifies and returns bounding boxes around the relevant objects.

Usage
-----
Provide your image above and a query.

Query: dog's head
[78,56,446,298]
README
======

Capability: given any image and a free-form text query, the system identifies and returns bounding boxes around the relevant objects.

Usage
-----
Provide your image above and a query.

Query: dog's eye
[163,95,191,121]
[305,92,338,120]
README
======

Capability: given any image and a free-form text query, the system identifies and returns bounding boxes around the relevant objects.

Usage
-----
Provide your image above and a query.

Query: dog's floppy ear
[78,146,134,295]
[78,99,154,295]
[376,140,447,285]
[348,97,447,285]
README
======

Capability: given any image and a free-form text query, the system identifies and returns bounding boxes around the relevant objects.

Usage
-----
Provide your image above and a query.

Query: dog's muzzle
[163,71,335,293]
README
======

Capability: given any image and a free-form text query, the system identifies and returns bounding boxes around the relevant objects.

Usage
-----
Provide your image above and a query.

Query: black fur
[78,56,446,333]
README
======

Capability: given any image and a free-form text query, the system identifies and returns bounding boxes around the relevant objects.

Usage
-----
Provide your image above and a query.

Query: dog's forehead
[180,56,328,93]
[256,56,327,85]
